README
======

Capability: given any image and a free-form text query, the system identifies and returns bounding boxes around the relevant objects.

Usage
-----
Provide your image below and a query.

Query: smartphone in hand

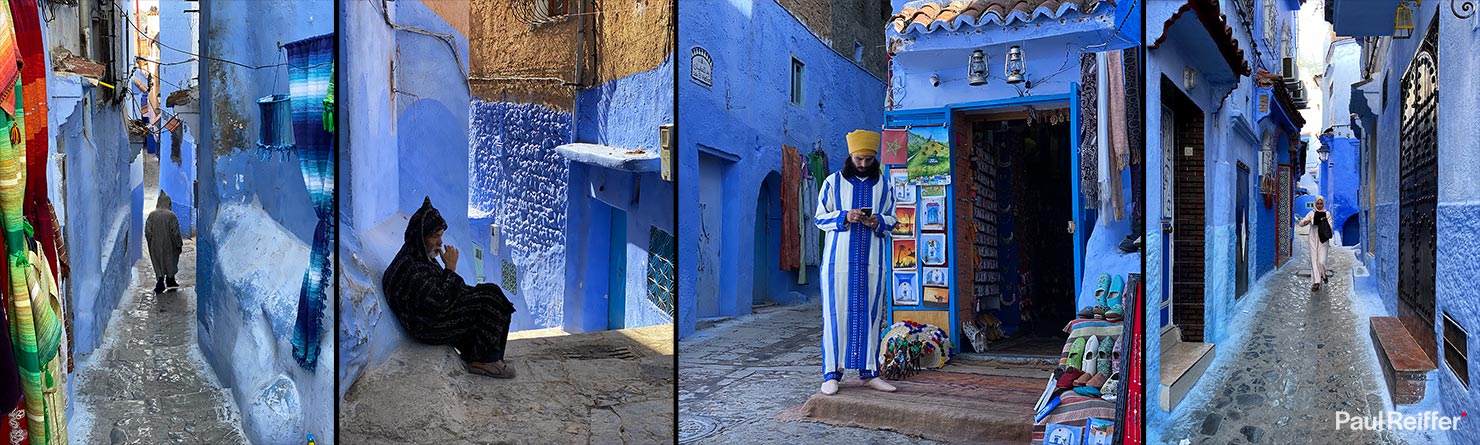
[858,208,873,217]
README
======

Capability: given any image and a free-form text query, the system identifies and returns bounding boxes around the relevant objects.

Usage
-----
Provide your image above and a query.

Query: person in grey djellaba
[144,191,184,293]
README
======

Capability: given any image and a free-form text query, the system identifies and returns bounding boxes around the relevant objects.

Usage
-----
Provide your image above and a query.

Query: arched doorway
[754,172,782,306]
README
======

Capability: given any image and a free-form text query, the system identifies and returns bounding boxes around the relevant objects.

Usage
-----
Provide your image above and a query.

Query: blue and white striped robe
[815,171,897,375]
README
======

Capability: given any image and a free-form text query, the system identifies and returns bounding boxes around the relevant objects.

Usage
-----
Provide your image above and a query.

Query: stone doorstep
[1159,340,1216,412]
[1369,316,1436,405]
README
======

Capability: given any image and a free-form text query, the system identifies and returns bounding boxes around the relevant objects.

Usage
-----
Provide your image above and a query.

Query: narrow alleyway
[70,180,248,444]
[678,303,938,444]
[1159,233,1412,444]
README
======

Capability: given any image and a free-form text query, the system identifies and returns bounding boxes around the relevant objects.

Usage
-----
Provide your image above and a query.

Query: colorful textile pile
[285,34,336,370]
[878,321,950,381]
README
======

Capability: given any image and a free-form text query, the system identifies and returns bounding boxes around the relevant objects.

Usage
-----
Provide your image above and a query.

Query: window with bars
[1444,313,1469,388]
[647,227,676,318]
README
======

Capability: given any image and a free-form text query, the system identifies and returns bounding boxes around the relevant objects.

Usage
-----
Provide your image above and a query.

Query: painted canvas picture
[1044,423,1081,445]
[922,267,948,287]
[920,233,947,266]
[906,126,952,185]
[1084,418,1115,445]
[892,206,916,238]
[891,169,916,204]
[920,185,946,197]
[893,273,919,306]
[892,238,918,270]
[920,196,946,231]
[923,286,949,306]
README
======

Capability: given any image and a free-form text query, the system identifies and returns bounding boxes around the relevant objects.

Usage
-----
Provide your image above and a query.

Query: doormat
[775,361,1049,444]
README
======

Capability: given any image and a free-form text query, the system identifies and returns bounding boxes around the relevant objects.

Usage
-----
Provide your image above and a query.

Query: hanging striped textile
[284,33,335,370]
[0,77,47,444]
[12,0,53,282]
[0,3,16,118]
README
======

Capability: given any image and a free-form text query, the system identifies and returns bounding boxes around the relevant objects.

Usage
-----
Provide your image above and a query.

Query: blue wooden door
[608,209,628,330]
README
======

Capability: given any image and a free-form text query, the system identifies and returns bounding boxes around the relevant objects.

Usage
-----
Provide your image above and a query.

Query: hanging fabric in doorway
[1106,50,1128,221]
[798,150,822,282]
[285,34,336,371]
[0,75,53,444]
[906,126,951,186]
[780,145,801,272]
[1079,53,1099,208]
[806,151,828,264]
[14,0,55,285]
[1122,48,1143,166]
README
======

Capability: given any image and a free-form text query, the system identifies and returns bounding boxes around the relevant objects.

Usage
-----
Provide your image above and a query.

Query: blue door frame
[883,85,1084,353]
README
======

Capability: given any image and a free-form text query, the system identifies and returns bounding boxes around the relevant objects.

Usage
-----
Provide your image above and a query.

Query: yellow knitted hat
[847,130,881,157]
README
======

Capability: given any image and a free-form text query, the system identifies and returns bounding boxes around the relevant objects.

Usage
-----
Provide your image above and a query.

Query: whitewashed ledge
[554,143,660,173]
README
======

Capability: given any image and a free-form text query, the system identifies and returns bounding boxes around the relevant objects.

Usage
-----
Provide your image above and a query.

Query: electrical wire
[114,0,329,71]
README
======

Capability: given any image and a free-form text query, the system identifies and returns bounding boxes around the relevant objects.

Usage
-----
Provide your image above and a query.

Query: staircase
[1369,316,1436,405]
[1159,326,1215,411]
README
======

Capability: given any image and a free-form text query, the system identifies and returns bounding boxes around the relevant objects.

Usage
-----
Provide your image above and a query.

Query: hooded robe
[143,192,182,278]
[382,197,516,363]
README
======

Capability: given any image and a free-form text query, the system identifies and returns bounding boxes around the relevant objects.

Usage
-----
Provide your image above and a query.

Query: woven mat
[776,362,1052,444]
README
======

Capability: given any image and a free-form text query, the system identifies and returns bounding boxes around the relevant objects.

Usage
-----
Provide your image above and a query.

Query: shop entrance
[962,111,1075,356]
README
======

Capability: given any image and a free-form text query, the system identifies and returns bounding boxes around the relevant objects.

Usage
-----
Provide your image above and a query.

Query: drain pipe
[572,0,585,143]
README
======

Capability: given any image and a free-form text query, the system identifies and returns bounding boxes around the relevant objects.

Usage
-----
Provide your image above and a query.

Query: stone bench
[1369,316,1436,405]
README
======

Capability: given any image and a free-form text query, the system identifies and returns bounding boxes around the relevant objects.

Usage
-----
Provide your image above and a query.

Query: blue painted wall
[54,75,138,362]
[888,0,1136,109]
[467,100,571,331]
[1352,8,1480,442]
[196,0,333,442]
[157,0,197,234]
[562,56,676,332]
[676,0,886,338]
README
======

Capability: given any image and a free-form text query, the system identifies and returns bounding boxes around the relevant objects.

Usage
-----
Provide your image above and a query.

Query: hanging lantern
[967,49,988,86]
[256,94,296,158]
[1005,45,1027,84]
[1394,0,1415,38]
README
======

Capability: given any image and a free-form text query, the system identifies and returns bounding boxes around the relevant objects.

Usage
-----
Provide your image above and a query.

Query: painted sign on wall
[690,46,713,88]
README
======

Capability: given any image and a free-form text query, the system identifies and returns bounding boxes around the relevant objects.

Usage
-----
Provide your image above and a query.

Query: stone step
[1159,340,1215,411]
[1160,325,1181,355]
[1369,316,1436,405]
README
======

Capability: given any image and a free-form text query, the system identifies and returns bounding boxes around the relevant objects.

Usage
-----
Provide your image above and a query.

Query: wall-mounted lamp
[968,49,988,86]
[1395,0,1416,38]
[1004,46,1026,85]
[1183,67,1197,90]
[1317,144,1332,162]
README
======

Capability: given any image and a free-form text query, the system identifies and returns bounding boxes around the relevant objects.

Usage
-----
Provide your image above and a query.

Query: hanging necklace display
[256,46,294,160]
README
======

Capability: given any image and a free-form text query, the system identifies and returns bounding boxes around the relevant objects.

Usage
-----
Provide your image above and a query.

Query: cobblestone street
[678,303,939,444]
[340,325,674,444]
[1159,237,1440,444]
[70,237,249,444]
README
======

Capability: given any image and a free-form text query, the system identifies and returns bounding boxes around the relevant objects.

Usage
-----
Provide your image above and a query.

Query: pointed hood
[401,196,447,259]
